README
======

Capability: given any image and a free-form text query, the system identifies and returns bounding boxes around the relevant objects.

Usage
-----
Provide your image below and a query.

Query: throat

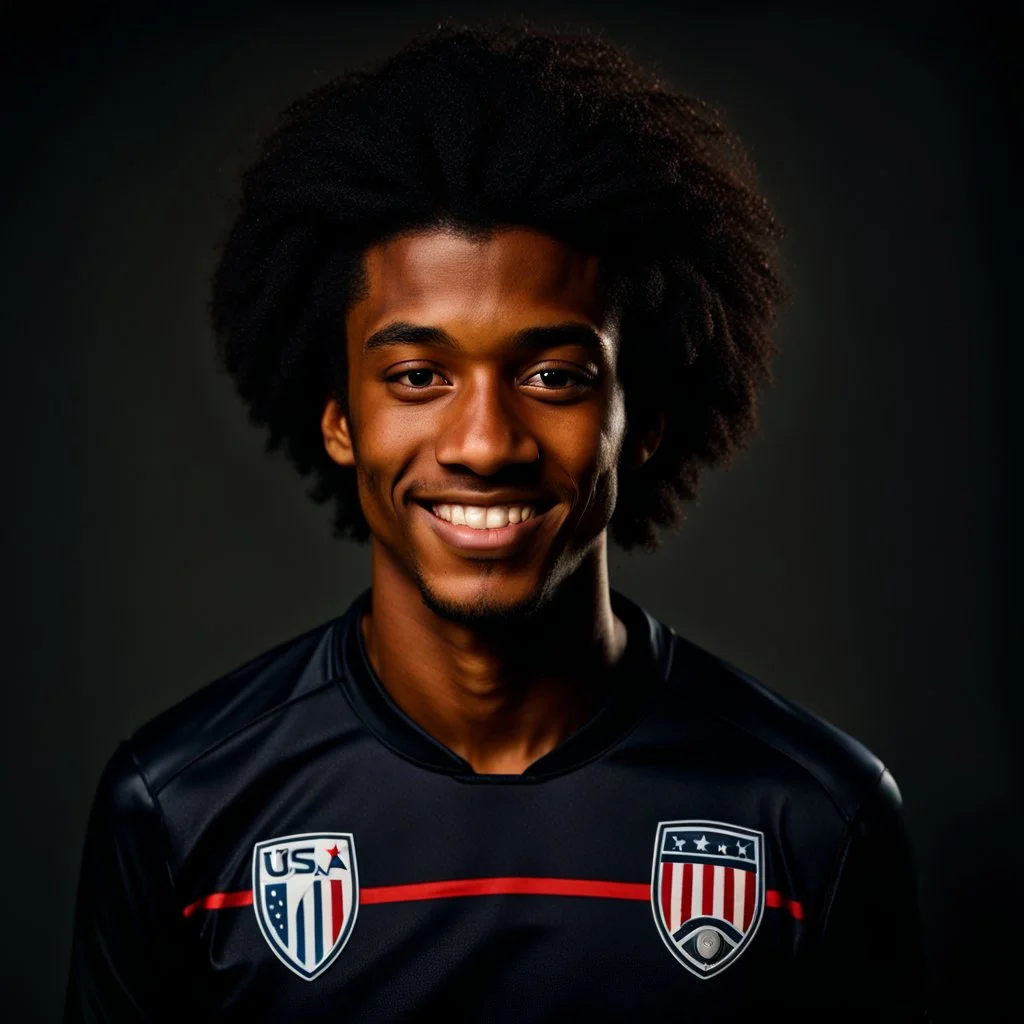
[360,591,626,776]
[445,673,609,775]
[361,538,627,774]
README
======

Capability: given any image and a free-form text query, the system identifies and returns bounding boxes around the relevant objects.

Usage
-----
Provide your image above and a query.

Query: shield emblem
[651,819,764,978]
[252,832,359,980]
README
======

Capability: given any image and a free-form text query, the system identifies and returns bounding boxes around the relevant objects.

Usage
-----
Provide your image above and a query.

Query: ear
[622,410,665,471]
[321,398,356,468]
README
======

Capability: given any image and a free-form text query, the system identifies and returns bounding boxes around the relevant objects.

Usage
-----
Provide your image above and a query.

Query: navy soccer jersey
[65,590,928,1021]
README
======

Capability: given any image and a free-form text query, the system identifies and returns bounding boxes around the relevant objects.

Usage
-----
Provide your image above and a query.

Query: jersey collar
[332,588,675,781]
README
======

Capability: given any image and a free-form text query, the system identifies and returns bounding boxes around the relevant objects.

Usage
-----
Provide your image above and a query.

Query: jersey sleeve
[805,768,931,1020]
[64,741,212,1023]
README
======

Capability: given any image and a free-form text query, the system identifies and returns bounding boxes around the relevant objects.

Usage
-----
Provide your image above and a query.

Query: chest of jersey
[171,732,830,1021]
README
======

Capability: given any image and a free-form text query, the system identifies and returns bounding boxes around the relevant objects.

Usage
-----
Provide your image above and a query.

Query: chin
[413,566,557,627]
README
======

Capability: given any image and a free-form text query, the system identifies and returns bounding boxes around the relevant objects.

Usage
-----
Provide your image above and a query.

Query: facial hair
[412,561,557,629]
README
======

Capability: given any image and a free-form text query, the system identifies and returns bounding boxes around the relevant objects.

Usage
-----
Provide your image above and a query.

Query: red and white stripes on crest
[660,862,756,934]
[330,878,345,942]
[286,877,348,970]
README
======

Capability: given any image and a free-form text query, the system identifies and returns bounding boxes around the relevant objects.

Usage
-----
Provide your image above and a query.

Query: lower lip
[415,503,548,553]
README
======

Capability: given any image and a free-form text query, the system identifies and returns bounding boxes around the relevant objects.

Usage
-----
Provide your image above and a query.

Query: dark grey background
[2,0,1018,1019]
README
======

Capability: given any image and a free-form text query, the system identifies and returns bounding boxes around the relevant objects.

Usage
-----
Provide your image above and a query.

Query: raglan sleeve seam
[815,762,887,937]
[126,740,185,917]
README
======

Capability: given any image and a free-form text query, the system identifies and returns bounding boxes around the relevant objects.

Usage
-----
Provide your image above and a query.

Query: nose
[434,374,540,476]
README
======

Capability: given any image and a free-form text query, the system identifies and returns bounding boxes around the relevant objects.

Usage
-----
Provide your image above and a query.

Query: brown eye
[522,367,593,392]
[388,368,447,388]
[538,369,572,388]
[404,369,436,388]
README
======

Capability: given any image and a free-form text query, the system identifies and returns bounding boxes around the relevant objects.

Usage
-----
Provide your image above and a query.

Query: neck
[362,540,627,775]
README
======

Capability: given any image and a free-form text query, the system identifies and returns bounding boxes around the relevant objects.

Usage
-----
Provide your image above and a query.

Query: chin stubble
[412,564,556,628]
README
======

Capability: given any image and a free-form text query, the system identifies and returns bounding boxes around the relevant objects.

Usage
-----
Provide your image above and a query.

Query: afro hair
[210,21,787,549]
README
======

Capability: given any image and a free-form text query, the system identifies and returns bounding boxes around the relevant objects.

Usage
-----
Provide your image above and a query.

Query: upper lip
[411,492,552,508]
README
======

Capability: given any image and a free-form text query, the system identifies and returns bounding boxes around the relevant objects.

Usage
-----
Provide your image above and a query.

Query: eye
[388,368,449,389]
[521,367,594,393]
[536,369,573,388]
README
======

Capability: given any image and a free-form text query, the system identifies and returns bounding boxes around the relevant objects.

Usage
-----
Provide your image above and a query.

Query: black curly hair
[210,21,787,550]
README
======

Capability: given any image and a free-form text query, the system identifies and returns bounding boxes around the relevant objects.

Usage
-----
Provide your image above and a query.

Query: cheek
[599,386,628,470]
[543,389,626,525]
[349,398,438,525]
[354,462,383,512]
[584,388,628,521]
[347,398,405,516]
[573,385,627,494]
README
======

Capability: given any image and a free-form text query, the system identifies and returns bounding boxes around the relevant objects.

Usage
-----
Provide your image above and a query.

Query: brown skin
[321,227,662,774]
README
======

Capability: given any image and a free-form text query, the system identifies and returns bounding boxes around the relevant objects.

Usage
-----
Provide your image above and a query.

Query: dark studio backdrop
[2,0,1018,1019]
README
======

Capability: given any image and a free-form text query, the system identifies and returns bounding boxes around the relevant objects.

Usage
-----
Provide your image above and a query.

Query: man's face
[322,226,634,622]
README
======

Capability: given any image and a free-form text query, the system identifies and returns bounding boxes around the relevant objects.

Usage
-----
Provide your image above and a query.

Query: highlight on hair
[210,21,787,549]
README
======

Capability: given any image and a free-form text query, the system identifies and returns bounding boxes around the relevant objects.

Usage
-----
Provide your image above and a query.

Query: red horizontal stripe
[765,889,804,920]
[361,877,650,904]
[182,878,802,920]
[182,889,253,918]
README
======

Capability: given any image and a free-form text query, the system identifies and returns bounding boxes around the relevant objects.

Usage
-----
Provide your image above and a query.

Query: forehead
[346,227,607,342]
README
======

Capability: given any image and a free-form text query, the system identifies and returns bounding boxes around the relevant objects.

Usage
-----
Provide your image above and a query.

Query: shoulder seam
[125,738,183,910]
[137,679,338,795]
[816,765,889,935]
[707,702,876,825]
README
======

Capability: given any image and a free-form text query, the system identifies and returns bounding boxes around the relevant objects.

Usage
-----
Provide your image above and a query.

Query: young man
[66,23,928,1021]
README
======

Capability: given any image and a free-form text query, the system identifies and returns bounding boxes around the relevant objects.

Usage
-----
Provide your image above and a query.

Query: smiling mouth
[412,499,552,552]
[428,503,539,530]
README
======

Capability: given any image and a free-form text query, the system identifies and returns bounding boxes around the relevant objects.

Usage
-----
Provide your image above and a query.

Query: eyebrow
[362,321,606,354]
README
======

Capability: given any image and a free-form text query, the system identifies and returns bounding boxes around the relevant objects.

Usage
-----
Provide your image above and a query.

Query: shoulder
[663,631,891,824]
[123,613,346,797]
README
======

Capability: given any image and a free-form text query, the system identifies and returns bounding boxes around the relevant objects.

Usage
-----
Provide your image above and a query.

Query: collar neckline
[333,588,674,781]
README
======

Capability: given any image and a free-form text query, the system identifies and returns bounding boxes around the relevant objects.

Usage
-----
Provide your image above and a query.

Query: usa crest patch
[651,819,764,978]
[252,832,359,980]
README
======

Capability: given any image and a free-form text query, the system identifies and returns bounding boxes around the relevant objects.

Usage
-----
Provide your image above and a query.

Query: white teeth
[485,506,507,529]
[431,503,539,530]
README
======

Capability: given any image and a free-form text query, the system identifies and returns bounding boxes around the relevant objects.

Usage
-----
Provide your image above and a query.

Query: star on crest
[718,844,728,854]
[672,836,686,850]
[322,843,348,873]
[694,835,709,852]
[737,842,748,858]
